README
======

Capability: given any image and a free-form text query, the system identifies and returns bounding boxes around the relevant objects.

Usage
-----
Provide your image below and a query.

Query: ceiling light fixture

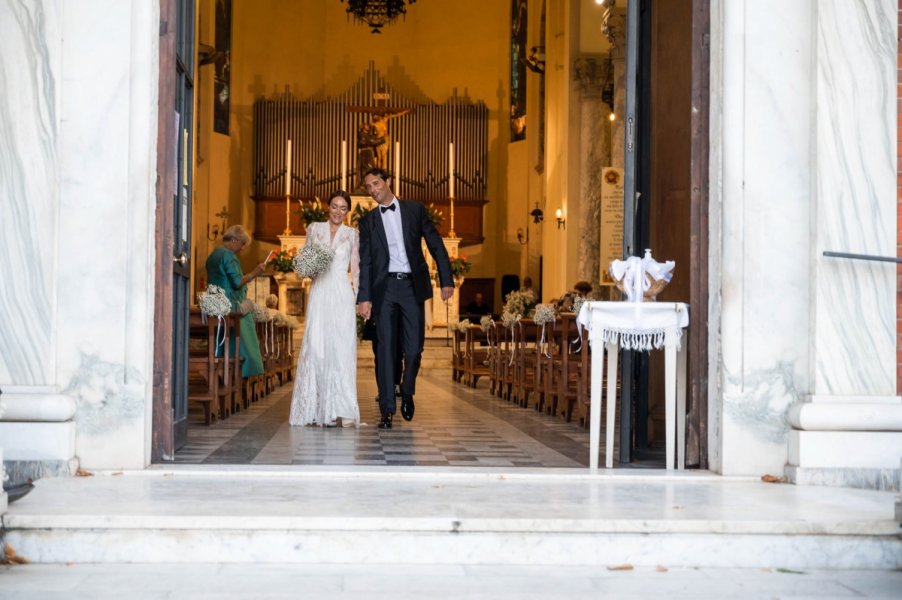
[341,0,416,34]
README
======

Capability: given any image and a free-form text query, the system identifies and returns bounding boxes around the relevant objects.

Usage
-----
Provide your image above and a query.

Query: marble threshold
[2,467,900,568]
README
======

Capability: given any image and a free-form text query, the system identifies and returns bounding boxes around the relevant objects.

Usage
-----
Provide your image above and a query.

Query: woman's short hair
[222,225,251,245]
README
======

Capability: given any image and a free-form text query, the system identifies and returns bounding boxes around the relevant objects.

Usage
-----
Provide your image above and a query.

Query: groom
[357,167,453,429]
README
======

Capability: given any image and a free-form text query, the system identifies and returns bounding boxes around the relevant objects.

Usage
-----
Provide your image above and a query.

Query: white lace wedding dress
[289,222,361,427]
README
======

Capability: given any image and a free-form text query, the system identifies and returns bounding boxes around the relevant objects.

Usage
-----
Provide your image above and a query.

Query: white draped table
[577,301,689,470]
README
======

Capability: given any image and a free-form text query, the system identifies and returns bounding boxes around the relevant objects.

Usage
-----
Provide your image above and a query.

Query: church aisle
[175,367,631,468]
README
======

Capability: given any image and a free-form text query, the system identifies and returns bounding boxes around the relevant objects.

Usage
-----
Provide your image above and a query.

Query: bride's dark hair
[329,190,351,208]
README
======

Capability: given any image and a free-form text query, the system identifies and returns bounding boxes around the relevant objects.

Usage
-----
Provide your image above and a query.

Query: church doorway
[151,0,710,470]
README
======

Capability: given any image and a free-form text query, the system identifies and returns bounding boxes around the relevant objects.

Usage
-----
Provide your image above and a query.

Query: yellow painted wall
[192,0,594,308]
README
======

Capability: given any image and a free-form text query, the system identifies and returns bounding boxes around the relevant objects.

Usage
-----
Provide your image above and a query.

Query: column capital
[573,56,607,98]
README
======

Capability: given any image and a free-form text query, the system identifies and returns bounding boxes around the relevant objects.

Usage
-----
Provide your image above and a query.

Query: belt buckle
[396,272,406,280]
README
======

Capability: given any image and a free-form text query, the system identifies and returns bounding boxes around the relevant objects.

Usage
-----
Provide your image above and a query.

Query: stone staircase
[2,469,900,568]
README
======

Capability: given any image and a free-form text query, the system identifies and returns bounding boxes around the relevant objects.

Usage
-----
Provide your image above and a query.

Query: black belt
[387,272,413,280]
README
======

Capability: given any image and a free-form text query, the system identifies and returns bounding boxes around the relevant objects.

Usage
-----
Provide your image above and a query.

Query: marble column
[787,0,901,490]
[573,57,610,286]
[602,7,626,169]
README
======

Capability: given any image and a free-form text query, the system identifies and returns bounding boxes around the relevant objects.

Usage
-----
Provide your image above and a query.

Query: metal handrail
[823,251,902,264]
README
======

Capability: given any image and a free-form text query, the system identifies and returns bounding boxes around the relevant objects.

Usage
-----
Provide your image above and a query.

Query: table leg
[665,344,676,470]
[605,342,618,469]
[589,341,603,471]
[676,336,688,470]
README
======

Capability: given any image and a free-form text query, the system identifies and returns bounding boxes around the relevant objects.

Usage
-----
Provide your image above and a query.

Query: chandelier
[342,0,416,34]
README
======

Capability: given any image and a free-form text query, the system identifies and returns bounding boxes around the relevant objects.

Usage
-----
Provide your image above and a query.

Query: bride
[289,191,361,427]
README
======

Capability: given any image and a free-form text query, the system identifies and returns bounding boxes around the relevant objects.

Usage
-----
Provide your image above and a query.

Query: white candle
[285,139,292,196]
[394,141,401,196]
[341,139,348,191]
[448,142,455,198]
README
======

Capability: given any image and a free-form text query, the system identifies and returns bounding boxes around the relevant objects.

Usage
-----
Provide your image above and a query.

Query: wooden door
[153,0,196,460]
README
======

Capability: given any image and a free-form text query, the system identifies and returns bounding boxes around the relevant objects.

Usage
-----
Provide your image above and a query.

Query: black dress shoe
[400,394,415,421]
[377,413,393,429]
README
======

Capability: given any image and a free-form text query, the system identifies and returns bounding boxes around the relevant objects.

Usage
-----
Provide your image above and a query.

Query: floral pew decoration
[197,284,232,348]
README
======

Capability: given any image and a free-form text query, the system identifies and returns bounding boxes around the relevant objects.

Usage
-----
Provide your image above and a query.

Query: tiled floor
[175,357,661,468]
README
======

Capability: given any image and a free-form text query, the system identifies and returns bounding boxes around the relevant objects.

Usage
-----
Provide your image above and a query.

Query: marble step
[3,469,900,568]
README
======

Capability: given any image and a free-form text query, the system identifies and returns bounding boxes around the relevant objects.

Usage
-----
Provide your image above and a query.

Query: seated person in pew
[463,292,491,321]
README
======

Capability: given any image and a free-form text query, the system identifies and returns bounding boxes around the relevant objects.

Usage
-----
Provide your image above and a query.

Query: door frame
[688,0,710,469]
[622,0,710,468]
[152,0,179,462]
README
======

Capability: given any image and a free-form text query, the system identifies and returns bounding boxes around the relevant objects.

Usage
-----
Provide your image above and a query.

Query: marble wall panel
[812,0,897,396]
[719,0,815,475]
[53,0,159,469]
[0,0,60,386]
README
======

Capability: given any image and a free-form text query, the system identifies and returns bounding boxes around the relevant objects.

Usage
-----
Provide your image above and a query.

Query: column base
[785,465,900,492]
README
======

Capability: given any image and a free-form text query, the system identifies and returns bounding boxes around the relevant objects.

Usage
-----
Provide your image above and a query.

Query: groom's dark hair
[364,167,392,181]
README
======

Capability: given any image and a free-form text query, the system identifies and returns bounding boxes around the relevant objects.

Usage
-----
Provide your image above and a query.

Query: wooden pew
[463,325,491,388]
[187,308,230,425]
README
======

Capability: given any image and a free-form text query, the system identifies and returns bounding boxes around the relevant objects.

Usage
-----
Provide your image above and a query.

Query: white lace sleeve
[350,226,360,294]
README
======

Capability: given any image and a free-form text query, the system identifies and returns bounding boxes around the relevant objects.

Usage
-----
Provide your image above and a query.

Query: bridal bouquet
[292,241,334,278]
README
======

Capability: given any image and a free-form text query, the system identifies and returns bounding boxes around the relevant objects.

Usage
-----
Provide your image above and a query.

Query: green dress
[205,246,265,378]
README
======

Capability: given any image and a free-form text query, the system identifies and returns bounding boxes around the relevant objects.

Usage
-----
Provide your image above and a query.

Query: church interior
[179,0,697,468]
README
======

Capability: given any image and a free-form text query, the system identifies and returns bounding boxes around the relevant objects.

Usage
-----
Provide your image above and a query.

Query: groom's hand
[440,286,453,301]
[357,301,372,319]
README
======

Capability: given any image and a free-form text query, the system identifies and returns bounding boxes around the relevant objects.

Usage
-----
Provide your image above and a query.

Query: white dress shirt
[379,197,412,273]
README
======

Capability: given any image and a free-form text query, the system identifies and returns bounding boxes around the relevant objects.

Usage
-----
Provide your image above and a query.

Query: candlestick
[394,141,401,196]
[341,140,348,191]
[448,142,455,199]
[283,139,292,235]
[285,139,292,196]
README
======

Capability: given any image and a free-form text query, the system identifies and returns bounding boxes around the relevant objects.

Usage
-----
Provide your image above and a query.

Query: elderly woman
[205,224,265,378]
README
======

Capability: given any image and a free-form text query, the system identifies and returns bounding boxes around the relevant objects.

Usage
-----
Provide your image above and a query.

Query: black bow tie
[380,204,396,214]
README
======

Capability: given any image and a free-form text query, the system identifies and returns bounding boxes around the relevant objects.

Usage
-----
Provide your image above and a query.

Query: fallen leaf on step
[607,564,634,571]
[656,565,668,572]
[75,469,94,477]
[760,474,784,483]
[1,544,30,565]
[111,471,123,476]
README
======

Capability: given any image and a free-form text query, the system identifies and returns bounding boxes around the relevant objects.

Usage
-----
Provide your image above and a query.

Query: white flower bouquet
[455,319,472,332]
[503,289,537,319]
[532,303,557,325]
[292,241,335,278]
[501,310,521,329]
[479,315,494,332]
[198,285,231,318]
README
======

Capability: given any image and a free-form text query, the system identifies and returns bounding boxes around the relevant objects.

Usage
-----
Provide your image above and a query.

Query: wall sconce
[555,208,565,229]
[530,206,544,224]
[206,206,230,241]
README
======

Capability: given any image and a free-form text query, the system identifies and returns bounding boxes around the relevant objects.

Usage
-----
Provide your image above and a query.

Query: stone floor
[174,365,655,469]
[2,563,902,599]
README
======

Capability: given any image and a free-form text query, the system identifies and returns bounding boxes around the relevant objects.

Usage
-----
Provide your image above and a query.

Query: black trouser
[371,320,403,391]
[375,278,424,416]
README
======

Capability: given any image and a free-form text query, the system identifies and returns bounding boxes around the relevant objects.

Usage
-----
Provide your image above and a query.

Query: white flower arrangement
[293,241,335,278]
[572,296,586,316]
[503,289,537,319]
[455,319,472,332]
[252,303,273,322]
[479,315,494,332]
[197,285,231,318]
[532,303,557,325]
[501,310,521,329]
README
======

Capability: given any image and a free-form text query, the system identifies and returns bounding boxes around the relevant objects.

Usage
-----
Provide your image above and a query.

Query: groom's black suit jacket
[356,199,453,311]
